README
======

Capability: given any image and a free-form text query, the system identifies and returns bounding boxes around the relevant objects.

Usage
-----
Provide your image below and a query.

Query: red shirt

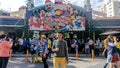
[0,40,11,57]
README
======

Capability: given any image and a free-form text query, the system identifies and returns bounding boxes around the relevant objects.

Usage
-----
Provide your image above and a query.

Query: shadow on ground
[70,58,91,62]
[7,58,76,68]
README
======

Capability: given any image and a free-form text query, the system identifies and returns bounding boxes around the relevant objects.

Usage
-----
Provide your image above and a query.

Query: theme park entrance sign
[29,1,85,31]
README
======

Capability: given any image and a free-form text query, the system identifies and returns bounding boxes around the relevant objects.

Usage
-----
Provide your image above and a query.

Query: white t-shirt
[88,39,94,45]
[18,38,23,45]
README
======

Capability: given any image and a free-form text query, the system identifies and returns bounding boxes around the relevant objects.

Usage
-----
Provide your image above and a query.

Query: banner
[29,3,85,31]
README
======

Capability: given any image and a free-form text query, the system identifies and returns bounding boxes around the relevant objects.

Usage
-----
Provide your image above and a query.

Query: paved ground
[7,55,109,68]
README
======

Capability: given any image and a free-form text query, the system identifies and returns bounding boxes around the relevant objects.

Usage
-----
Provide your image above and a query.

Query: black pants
[0,57,9,68]
[24,46,28,54]
[105,50,107,58]
[42,57,48,68]
[90,45,94,53]
[48,48,51,58]
[95,48,99,56]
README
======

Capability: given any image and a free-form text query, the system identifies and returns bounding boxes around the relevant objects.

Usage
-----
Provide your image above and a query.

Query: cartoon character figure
[33,15,39,23]
[55,0,63,4]
[50,20,57,27]
[64,6,73,21]
[68,9,79,21]
[45,4,55,17]
[65,21,73,30]
[75,19,82,29]
[69,21,74,27]
[54,23,60,29]
[66,24,71,30]
[80,17,85,27]
[30,16,42,28]
[64,6,70,18]
[55,9,63,16]
[70,14,75,20]
[39,10,46,17]
[73,9,78,16]
[61,27,67,32]
[43,24,52,30]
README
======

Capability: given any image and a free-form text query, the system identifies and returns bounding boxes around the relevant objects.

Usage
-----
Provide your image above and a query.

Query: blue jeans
[86,48,90,54]
[104,54,113,68]
[19,45,23,52]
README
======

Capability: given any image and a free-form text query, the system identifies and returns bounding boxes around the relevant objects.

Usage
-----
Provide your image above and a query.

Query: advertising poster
[29,1,85,31]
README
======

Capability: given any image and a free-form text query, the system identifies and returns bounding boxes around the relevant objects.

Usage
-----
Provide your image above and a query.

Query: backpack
[30,48,36,54]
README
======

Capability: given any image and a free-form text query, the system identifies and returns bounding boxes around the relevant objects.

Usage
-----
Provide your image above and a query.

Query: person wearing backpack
[30,44,36,63]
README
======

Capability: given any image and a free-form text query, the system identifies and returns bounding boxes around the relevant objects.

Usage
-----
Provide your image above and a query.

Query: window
[110,14,112,17]
[108,11,112,14]
[109,7,112,10]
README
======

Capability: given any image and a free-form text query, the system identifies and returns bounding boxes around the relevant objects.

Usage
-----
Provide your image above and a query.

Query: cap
[41,35,46,39]
[33,35,37,38]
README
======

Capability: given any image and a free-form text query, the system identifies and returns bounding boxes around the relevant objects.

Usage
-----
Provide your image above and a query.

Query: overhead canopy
[0,17,24,27]
[99,30,120,35]
[93,19,120,28]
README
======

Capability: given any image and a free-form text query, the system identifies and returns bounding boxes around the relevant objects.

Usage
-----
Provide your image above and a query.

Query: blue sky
[34,0,109,11]
[34,0,87,7]
[0,0,119,12]
[0,0,26,12]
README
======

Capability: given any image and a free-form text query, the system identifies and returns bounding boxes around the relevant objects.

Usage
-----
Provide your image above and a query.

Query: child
[30,44,36,63]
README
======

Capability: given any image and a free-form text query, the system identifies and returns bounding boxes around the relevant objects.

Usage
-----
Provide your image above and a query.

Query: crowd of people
[0,32,120,68]
[10,34,107,57]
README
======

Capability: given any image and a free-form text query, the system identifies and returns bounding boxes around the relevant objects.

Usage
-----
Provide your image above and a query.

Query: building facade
[92,10,107,19]
[101,0,120,17]
[101,4,107,13]
[10,6,26,18]
[0,16,25,35]
[0,10,10,16]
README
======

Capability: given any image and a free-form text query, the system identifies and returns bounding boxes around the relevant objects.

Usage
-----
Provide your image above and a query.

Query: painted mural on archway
[29,0,85,31]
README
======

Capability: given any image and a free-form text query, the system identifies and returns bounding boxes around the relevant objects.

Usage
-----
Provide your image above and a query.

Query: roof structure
[93,19,120,28]
[0,16,24,27]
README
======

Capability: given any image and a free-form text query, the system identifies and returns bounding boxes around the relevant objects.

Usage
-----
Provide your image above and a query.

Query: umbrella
[99,30,120,35]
